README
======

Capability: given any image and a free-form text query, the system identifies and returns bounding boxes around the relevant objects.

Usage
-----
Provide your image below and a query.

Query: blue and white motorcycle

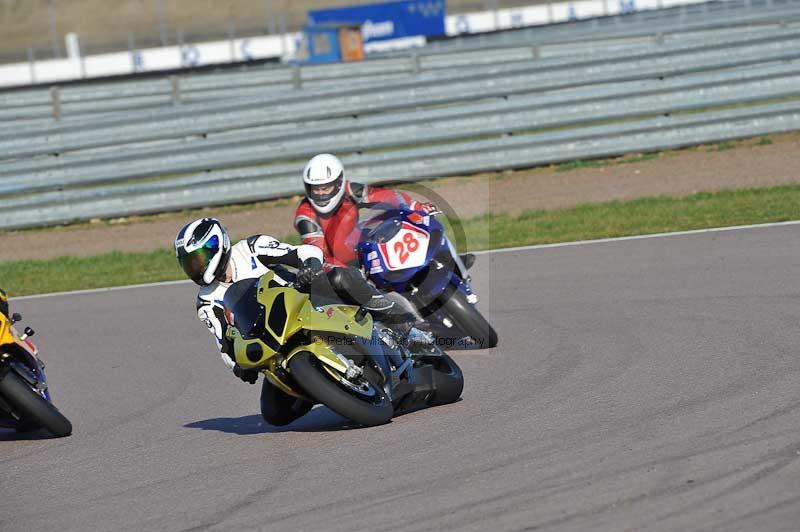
[356,205,498,349]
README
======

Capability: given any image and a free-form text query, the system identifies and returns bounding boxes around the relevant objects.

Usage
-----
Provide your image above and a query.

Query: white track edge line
[13,279,192,301]
[471,220,800,255]
[13,219,800,301]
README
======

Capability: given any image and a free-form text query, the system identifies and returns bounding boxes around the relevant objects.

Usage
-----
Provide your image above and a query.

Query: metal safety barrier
[3,0,800,120]
[1,0,799,230]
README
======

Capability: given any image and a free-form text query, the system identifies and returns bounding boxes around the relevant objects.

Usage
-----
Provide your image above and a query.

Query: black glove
[296,257,323,289]
[232,364,259,384]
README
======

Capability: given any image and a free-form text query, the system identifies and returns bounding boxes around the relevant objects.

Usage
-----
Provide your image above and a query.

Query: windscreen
[222,278,263,339]
[359,202,406,243]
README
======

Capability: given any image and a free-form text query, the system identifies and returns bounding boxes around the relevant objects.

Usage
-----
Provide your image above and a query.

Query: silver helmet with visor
[174,218,231,286]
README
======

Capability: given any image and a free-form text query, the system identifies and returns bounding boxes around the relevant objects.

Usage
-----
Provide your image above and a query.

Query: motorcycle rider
[294,153,475,273]
[175,217,418,426]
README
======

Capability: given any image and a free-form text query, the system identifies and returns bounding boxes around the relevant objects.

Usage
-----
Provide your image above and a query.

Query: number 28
[393,232,419,264]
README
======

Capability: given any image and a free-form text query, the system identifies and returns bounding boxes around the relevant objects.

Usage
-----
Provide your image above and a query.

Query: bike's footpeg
[355,306,369,323]
[379,328,400,350]
[407,327,435,346]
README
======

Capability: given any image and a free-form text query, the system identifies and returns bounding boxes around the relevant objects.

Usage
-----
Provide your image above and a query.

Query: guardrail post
[170,76,181,105]
[27,47,37,84]
[531,45,540,60]
[292,65,302,89]
[50,86,61,121]
[410,53,421,74]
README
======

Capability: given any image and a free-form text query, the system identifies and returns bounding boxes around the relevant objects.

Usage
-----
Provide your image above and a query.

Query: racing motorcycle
[0,311,72,437]
[356,205,498,348]
[223,270,463,427]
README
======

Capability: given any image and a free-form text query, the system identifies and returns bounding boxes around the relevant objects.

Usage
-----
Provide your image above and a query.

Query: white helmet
[303,154,346,215]
[174,218,231,286]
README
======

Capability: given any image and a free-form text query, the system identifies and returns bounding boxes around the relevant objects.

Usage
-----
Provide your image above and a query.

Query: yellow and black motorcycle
[0,296,72,437]
[224,271,464,426]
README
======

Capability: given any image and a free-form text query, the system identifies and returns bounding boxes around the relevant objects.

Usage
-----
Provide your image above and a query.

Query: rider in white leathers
[175,217,417,426]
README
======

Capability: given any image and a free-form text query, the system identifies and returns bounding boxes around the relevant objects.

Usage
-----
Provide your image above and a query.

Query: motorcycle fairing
[231,272,373,371]
[357,208,447,290]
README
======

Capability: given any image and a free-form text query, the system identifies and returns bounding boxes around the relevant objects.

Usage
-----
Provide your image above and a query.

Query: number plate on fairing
[378,222,430,271]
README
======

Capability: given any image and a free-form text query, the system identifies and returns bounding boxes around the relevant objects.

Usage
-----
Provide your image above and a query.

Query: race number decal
[378,222,429,271]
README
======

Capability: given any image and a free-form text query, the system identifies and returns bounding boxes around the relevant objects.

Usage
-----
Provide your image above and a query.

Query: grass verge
[3,185,799,297]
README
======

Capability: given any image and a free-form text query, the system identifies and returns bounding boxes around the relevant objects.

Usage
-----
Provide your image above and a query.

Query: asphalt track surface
[3,224,800,531]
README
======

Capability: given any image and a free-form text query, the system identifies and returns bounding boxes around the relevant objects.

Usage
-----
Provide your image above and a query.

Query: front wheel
[438,289,498,348]
[288,351,393,427]
[0,370,72,438]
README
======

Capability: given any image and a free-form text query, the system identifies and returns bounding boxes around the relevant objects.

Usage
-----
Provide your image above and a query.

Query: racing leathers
[294,181,424,267]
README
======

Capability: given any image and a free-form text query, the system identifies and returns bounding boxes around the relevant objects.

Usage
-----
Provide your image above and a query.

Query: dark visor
[178,235,219,283]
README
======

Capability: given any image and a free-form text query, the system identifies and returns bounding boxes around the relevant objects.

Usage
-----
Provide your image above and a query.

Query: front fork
[270,337,390,401]
[446,238,470,281]
[0,358,51,401]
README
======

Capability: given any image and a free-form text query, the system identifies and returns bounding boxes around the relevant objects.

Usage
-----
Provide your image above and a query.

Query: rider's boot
[364,295,435,347]
[363,294,416,328]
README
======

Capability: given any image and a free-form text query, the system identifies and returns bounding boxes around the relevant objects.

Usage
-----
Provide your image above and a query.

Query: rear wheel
[438,289,498,348]
[426,352,464,406]
[288,351,393,427]
[15,420,43,433]
[0,370,72,438]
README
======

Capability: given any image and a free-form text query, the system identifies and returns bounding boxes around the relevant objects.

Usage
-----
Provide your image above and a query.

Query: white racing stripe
[13,219,800,300]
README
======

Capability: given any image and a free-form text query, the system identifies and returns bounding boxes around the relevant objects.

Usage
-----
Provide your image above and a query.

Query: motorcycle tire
[427,352,464,406]
[15,420,43,433]
[0,371,72,438]
[438,288,498,348]
[288,351,393,427]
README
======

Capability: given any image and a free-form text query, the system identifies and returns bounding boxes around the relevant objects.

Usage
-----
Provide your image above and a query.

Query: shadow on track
[184,406,363,434]
[185,397,462,435]
[0,428,58,441]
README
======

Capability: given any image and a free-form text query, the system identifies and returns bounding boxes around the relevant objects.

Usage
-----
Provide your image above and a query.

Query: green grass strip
[3,185,799,297]
[456,185,800,250]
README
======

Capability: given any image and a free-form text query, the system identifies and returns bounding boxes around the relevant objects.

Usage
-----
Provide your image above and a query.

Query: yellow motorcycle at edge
[0,306,72,437]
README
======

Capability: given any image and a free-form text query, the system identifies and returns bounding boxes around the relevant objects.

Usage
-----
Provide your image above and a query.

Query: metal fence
[5,26,800,152]
[4,0,800,119]
[1,0,800,230]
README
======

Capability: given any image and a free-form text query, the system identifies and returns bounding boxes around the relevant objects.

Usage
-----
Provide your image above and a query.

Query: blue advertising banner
[308,0,446,42]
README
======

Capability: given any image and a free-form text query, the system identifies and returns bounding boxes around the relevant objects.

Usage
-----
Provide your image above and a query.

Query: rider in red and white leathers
[294,154,474,272]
